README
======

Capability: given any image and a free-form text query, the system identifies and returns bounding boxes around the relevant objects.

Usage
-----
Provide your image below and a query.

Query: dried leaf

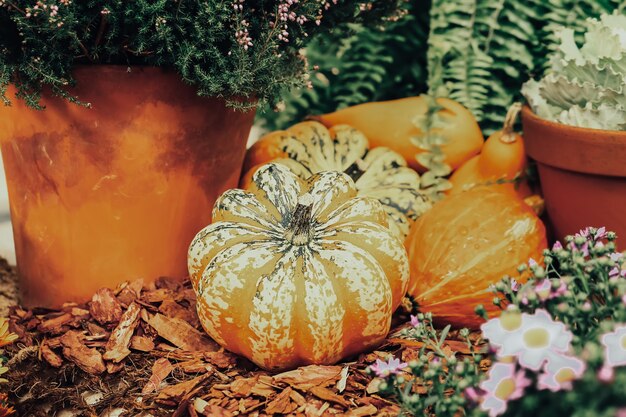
[273,365,343,390]
[203,351,237,369]
[145,313,219,352]
[142,358,174,394]
[103,302,142,362]
[60,330,105,375]
[90,288,123,325]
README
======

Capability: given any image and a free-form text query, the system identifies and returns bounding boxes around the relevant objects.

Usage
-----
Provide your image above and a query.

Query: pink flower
[552,241,563,251]
[595,227,607,240]
[369,357,407,378]
[534,280,552,301]
[610,252,624,262]
[528,258,539,268]
[410,315,420,327]
[510,279,519,292]
[617,408,626,417]
[479,362,531,417]
[622,294,626,305]
[552,280,568,298]
[537,352,585,392]
[601,325,626,367]
[464,386,483,404]
[598,365,615,383]
[609,267,626,280]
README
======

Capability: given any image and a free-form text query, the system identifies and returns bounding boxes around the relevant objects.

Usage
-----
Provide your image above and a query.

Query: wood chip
[117,279,144,306]
[130,335,155,352]
[90,288,123,325]
[340,405,378,416]
[40,341,63,367]
[266,387,297,414]
[142,358,174,394]
[157,372,213,403]
[193,398,233,417]
[274,365,343,390]
[145,313,219,352]
[159,298,199,327]
[60,330,105,375]
[103,302,141,362]
[337,366,350,393]
[37,313,73,334]
[309,386,350,408]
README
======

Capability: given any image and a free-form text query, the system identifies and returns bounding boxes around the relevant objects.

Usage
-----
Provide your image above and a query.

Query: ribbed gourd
[242,121,431,239]
[189,163,410,370]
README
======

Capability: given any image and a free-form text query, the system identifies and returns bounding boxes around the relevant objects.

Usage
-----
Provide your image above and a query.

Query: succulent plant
[522,13,626,131]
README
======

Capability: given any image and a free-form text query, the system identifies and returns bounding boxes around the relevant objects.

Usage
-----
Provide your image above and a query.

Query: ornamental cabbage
[522,13,626,131]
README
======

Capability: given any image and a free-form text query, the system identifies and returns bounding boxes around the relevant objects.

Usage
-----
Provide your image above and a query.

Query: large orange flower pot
[0,66,255,308]
[521,106,626,242]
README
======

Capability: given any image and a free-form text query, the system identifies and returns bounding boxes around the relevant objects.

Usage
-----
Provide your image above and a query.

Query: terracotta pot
[521,106,626,242]
[0,66,255,308]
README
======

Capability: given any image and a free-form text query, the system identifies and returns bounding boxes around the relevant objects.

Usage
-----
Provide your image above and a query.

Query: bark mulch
[3,272,485,417]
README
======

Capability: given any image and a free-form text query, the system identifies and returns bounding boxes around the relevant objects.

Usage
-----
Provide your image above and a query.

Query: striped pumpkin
[241,121,430,239]
[189,163,410,370]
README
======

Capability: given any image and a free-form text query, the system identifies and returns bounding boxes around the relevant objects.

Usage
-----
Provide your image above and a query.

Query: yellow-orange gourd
[315,96,484,172]
[241,121,431,239]
[449,103,531,198]
[189,163,410,370]
[405,187,547,329]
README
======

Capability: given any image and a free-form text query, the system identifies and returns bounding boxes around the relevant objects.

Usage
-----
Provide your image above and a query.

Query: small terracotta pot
[0,66,256,308]
[521,106,626,242]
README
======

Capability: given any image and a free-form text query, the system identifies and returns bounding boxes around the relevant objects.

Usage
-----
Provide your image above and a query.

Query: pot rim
[521,105,626,138]
[522,105,626,177]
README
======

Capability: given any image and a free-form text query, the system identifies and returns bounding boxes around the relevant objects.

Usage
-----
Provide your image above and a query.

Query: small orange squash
[315,96,484,172]
[405,187,547,329]
[449,103,531,198]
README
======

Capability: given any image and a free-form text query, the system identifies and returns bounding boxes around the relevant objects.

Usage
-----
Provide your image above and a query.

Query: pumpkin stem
[500,102,522,144]
[287,193,315,245]
[344,158,368,182]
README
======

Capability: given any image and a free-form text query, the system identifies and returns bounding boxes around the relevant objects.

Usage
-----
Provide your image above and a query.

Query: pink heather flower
[510,279,519,292]
[481,309,573,371]
[609,267,626,280]
[479,362,531,417]
[369,357,407,378]
[575,227,591,240]
[534,280,552,301]
[598,365,615,383]
[595,227,607,239]
[537,352,585,392]
[610,252,624,262]
[601,325,626,367]
[528,258,539,268]
[552,241,563,251]
[622,294,626,305]
[552,280,568,298]
[410,315,419,327]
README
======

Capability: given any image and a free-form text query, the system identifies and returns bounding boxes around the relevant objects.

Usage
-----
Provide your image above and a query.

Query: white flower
[601,325,626,367]
[537,352,586,391]
[481,309,573,371]
[479,362,531,417]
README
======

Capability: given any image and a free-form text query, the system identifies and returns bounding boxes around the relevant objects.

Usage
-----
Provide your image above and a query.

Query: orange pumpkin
[315,96,484,172]
[405,187,547,328]
[449,103,531,198]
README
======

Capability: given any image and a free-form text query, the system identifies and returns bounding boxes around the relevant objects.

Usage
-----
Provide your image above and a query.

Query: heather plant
[0,0,405,109]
